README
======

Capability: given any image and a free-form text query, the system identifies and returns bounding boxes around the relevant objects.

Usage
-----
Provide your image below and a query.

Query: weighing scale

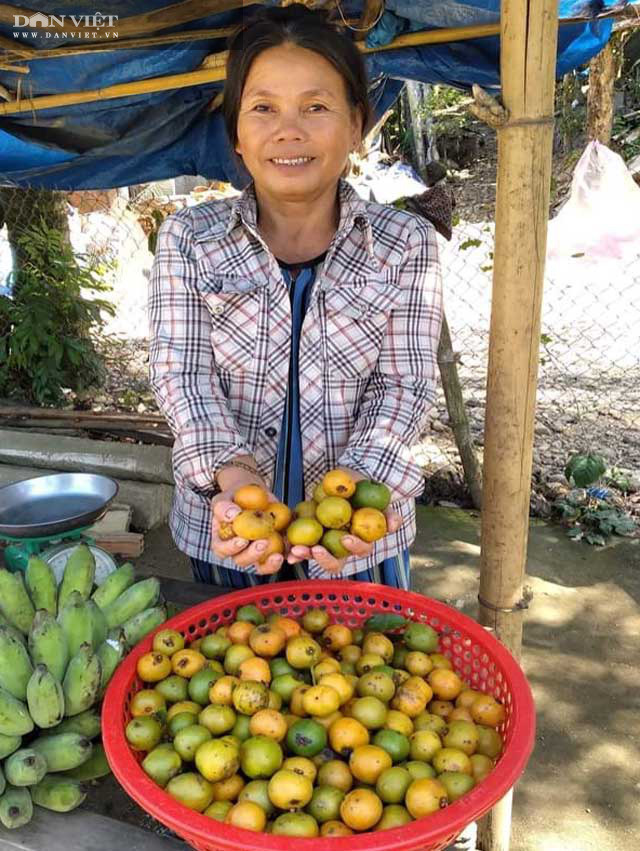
[0,473,120,582]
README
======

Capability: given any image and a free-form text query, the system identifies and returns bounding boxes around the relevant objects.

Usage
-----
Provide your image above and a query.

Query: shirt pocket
[323,280,406,379]
[198,269,264,371]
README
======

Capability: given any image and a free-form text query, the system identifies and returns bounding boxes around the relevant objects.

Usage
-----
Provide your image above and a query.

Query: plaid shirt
[149,178,442,576]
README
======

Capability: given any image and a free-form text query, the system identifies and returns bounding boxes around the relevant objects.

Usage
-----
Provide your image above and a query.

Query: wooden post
[477,0,559,849]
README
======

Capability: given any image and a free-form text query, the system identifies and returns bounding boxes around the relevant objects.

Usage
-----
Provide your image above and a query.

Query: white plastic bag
[547,141,640,262]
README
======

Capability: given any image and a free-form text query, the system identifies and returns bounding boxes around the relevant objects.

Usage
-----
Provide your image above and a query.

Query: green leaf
[585,532,607,547]
[564,454,607,488]
[459,238,482,251]
[363,614,407,633]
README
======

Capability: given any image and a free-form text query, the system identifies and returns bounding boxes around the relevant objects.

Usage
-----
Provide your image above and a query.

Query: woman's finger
[234,539,271,569]
[212,499,241,525]
[385,510,403,534]
[287,545,311,563]
[212,534,249,559]
[311,546,346,573]
[340,535,374,557]
[256,554,284,575]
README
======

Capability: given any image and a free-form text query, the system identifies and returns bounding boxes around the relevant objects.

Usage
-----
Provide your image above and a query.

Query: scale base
[1,527,117,583]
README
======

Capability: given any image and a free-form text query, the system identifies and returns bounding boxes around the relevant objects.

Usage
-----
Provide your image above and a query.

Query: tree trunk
[404,81,428,178]
[587,40,616,145]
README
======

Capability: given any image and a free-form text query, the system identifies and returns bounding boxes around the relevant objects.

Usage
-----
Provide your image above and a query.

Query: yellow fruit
[211,773,245,802]
[152,629,185,657]
[405,778,449,817]
[228,621,254,644]
[339,788,383,831]
[314,659,341,678]
[315,497,352,529]
[322,469,356,499]
[328,717,370,756]
[225,800,266,832]
[349,744,392,784]
[137,652,172,683]
[167,700,201,720]
[321,820,354,836]
[210,675,240,706]
[282,757,317,783]
[268,769,313,810]
[171,649,206,678]
[312,482,328,503]
[249,625,287,658]
[470,695,506,727]
[427,668,464,701]
[239,656,271,684]
[130,689,166,717]
[294,500,318,519]
[218,521,236,541]
[250,709,288,741]
[323,624,353,652]
[286,636,322,669]
[256,531,285,565]
[271,617,301,640]
[232,509,275,541]
[350,507,387,543]
[319,673,354,705]
[303,685,341,717]
[287,517,323,547]
[234,484,270,511]
[267,502,292,532]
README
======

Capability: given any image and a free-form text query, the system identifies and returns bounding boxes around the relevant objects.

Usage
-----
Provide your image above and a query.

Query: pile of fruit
[0,545,167,829]
[219,469,393,562]
[126,605,506,837]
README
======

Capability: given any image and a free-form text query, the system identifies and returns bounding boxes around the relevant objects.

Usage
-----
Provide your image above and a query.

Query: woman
[149,3,442,589]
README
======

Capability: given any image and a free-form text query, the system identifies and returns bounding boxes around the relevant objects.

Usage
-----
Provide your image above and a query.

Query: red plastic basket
[103,581,535,851]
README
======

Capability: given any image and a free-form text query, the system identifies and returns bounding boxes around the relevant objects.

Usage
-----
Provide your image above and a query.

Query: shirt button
[264,427,277,438]
[212,304,224,315]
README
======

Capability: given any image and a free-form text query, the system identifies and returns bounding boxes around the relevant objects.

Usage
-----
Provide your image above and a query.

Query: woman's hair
[222,3,373,150]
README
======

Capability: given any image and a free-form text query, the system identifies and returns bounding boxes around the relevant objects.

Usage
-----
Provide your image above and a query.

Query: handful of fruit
[220,469,392,563]
[126,605,506,837]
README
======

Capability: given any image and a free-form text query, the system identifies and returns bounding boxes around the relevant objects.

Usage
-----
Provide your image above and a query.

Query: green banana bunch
[92,562,135,610]
[58,592,94,657]
[30,732,92,772]
[103,577,160,629]
[0,785,33,829]
[0,625,33,700]
[96,630,126,696]
[123,605,167,649]
[0,687,34,737]
[4,748,47,787]
[85,599,108,648]
[25,556,57,616]
[64,742,110,781]
[0,570,35,634]
[0,733,22,760]
[0,762,4,797]
[39,707,101,740]
[30,773,86,812]
[29,610,69,683]
[27,665,65,729]
[63,643,102,717]
[57,544,95,611]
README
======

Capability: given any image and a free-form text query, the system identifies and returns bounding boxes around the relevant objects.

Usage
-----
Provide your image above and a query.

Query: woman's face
[235,43,362,199]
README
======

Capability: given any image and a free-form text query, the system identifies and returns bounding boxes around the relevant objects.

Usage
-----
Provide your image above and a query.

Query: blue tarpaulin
[0,0,628,190]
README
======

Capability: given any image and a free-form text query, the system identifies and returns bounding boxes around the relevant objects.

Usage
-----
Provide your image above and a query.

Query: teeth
[272,157,313,165]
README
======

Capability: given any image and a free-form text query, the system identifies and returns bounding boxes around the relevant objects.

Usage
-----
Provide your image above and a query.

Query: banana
[0,785,33,829]
[0,570,35,634]
[64,742,110,781]
[0,733,22,760]
[0,613,27,646]
[0,625,33,700]
[30,773,86,813]
[39,708,101,740]
[30,732,92,772]
[4,748,47,787]
[0,763,4,797]
[96,630,126,696]
[28,610,69,683]
[92,562,135,610]
[122,605,167,649]
[0,687,34,737]
[85,599,108,649]
[57,591,93,657]
[25,556,57,616]
[57,544,95,611]
[62,643,102,717]
[103,577,160,628]
[26,665,65,729]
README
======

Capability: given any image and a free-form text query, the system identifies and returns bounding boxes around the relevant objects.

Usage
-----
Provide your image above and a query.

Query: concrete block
[0,464,174,531]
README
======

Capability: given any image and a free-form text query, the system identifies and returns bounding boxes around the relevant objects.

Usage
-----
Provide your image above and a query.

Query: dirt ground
[119,504,640,850]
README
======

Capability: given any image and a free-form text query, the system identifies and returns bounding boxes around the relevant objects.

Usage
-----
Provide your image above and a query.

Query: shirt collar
[225,178,374,260]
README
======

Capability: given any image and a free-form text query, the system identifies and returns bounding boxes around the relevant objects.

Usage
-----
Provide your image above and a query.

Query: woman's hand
[210,471,284,576]
[288,507,403,575]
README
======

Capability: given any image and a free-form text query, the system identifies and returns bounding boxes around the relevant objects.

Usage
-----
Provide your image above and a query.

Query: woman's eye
[253,104,271,112]
[309,104,327,111]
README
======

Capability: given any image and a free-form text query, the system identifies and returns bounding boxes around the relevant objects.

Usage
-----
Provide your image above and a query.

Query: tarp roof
[0,1,627,190]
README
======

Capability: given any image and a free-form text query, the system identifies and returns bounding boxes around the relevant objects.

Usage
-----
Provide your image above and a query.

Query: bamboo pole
[476,0,558,849]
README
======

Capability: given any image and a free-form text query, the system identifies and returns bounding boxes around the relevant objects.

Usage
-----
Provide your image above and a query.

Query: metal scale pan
[0,473,119,539]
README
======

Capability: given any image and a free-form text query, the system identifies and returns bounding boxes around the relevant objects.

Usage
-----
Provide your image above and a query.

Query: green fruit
[444,720,480,756]
[306,785,344,823]
[271,674,302,703]
[0,570,35,634]
[204,800,233,821]
[30,774,86,812]
[286,719,327,758]
[0,785,33,829]
[404,760,436,780]
[155,675,189,704]
[92,563,136,610]
[96,631,126,696]
[476,725,503,759]
[25,556,57,616]
[26,665,65,729]
[125,716,163,751]
[63,643,101,716]
[272,812,319,837]
[410,730,443,762]
[0,733,22,760]
[142,743,182,787]
[240,735,283,779]
[188,668,222,705]
[374,804,412,831]
[195,738,240,783]
[85,600,108,649]
[64,743,111,780]
[373,729,410,763]
[432,747,472,775]
[122,606,166,648]
[0,625,34,700]
[315,497,352,530]
[224,644,255,676]
[357,671,396,702]
[392,644,409,668]
[0,764,4,797]
[57,592,94,658]
[239,779,277,816]
[31,733,92,772]
[235,605,265,625]
[200,633,231,660]
[58,545,95,610]
[404,623,439,653]
[39,708,102,740]
[321,529,350,559]
[414,712,448,735]
[173,724,212,762]
[199,704,236,736]
[352,480,391,511]
[4,749,47,786]
[232,680,269,715]
[166,772,214,812]
[438,771,475,801]
[232,713,252,741]
[168,711,198,738]
[28,610,69,683]
[352,696,388,730]
[0,687,34,737]
[375,766,412,803]
[102,578,160,629]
